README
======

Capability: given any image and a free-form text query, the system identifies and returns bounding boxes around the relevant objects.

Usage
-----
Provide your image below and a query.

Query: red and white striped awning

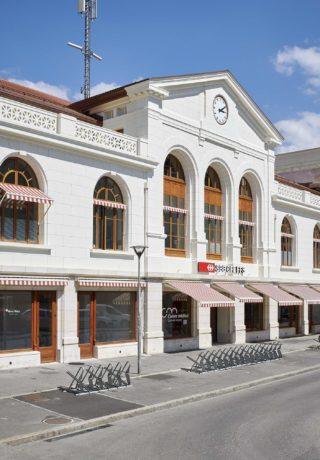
[280,284,320,304]
[248,283,302,306]
[0,183,53,205]
[213,282,263,303]
[165,280,234,308]
[204,213,224,221]
[77,279,146,288]
[163,205,188,214]
[0,276,68,287]
[93,198,126,209]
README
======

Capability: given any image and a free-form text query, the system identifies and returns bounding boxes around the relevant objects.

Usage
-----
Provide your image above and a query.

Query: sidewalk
[0,335,319,445]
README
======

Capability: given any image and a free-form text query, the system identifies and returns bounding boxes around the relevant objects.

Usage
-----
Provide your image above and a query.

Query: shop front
[77,279,141,359]
[0,276,68,366]
[163,280,234,352]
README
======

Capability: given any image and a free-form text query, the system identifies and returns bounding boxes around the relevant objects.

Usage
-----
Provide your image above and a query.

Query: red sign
[198,262,217,273]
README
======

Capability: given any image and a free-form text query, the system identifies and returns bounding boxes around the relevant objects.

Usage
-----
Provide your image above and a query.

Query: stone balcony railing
[0,97,148,158]
[275,182,320,209]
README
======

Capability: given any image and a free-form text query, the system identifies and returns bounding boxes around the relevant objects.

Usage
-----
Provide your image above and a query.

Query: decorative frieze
[0,101,56,133]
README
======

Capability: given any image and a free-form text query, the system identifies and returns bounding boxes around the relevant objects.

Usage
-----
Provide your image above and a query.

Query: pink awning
[213,282,263,303]
[280,284,320,303]
[0,276,68,287]
[0,183,53,205]
[77,279,146,288]
[248,283,302,306]
[93,198,126,209]
[165,280,234,307]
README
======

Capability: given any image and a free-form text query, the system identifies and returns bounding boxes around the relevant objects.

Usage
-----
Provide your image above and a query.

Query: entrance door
[210,308,218,343]
[78,293,94,358]
[33,292,57,363]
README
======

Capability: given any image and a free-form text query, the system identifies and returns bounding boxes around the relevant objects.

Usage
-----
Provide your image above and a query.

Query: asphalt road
[2,369,320,460]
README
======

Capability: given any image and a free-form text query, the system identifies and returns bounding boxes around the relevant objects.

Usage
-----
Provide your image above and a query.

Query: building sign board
[198,262,245,275]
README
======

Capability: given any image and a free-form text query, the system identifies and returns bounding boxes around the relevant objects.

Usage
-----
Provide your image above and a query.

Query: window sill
[0,242,51,254]
[90,249,134,260]
[280,266,300,272]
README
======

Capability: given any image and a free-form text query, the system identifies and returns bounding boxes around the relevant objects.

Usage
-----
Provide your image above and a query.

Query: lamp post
[131,245,147,374]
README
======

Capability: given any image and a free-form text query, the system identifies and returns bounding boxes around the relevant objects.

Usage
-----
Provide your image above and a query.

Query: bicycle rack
[58,361,131,395]
[187,342,282,374]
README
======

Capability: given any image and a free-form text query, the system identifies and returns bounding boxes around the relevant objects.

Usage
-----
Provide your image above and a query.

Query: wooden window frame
[164,156,187,257]
[239,179,254,263]
[281,218,294,267]
[205,167,223,260]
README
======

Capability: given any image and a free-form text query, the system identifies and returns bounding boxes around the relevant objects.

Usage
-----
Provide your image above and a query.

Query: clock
[213,95,228,125]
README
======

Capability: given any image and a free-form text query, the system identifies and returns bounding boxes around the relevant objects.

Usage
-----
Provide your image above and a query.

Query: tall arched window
[239,177,254,263]
[163,154,186,257]
[0,157,39,242]
[93,177,125,251]
[204,167,222,259]
[313,225,320,269]
[281,217,294,266]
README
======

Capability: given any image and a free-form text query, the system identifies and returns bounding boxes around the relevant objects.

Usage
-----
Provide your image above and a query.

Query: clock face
[213,95,228,125]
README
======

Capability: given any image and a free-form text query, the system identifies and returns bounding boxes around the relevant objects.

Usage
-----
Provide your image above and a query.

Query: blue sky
[1,0,320,152]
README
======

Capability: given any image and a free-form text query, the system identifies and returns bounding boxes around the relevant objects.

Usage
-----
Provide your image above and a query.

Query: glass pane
[0,291,32,350]
[162,292,191,339]
[95,292,135,343]
[38,293,52,347]
[78,294,91,344]
[311,304,320,325]
[16,205,26,241]
[28,203,38,242]
[106,218,113,249]
[117,217,123,250]
[4,205,14,240]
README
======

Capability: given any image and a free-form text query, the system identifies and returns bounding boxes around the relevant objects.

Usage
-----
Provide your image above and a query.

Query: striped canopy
[0,183,53,205]
[213,282,263,303]
[165,280,234,308]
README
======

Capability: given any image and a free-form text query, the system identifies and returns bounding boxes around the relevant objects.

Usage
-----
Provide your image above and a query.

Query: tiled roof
[0,80,101,126]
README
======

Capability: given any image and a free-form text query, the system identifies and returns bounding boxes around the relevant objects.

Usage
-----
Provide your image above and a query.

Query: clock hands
[218,107,226,113]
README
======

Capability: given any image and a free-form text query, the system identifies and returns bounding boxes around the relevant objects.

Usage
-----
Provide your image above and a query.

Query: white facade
[0,71,320,369]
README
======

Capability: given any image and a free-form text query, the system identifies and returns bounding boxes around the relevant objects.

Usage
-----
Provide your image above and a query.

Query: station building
[0,72,320,369]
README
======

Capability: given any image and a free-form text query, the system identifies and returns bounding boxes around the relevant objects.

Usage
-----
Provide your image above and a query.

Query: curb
[2,362,320,447]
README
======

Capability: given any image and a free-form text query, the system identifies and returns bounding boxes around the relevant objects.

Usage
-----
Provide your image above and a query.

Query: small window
[116,106,127,117]
[104,110,114,120]
[281,217,294,267]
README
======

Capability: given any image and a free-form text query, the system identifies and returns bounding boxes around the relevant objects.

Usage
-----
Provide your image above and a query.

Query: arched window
[204,167,222,259]
[239,177,254,263]
[93,177,125,251]
[0,157,39,242]
[281,217,294,266]
[163,154,186,257]
[313,225,320,269]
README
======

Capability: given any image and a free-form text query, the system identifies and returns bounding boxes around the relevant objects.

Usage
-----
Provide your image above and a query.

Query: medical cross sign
[198,262,245,275]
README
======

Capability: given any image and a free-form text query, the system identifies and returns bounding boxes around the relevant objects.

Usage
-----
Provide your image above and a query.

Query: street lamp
[131,245,147,374]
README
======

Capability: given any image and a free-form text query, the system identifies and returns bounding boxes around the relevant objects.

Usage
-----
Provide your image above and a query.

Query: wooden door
[210,308,218,343]
[78,292,95,358]
[33,291,57,363]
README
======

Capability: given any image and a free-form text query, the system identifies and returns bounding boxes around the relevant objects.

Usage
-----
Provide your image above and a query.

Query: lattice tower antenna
[67,0,102,99]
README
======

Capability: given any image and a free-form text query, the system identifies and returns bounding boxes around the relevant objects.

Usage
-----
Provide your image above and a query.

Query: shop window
[313,225,320,269]
[204,167,223,259]
[309,304,320,326]
[281,217,294,267]
[239,177,254,263]
[0,157,39,243]
[0,291,32,351]
[93,177,125,251]
[278,305,297,328]
[162,292,192,339]
[245,303,263,331]
[163,154,186,257]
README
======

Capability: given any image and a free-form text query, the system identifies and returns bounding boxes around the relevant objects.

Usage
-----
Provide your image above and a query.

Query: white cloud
[73,81,118,101]
[9,78,70,101]
[276,111,320,153]
[274,46,320,93]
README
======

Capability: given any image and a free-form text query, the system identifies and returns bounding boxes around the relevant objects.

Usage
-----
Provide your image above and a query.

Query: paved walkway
[0,335,319,445]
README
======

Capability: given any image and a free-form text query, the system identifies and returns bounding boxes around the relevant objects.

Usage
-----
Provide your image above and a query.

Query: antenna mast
[68,0,102,99]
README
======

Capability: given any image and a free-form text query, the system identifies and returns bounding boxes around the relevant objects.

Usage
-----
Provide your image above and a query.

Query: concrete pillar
[265,296,279,340]
[58,280,80,362]
[197,305,212,349]
[143,281,164,354]
[301,300,309,335]
[231,300,246,344]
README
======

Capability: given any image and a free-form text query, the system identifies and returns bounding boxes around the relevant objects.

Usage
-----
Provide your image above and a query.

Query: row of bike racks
[58,362,131,395]
[187,342,282,374]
